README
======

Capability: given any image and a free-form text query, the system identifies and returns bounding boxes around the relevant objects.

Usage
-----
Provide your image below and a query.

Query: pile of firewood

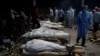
[88,31,100,43]
[72,46,85,56]
[0,43,21,56]
[0,37,25,56]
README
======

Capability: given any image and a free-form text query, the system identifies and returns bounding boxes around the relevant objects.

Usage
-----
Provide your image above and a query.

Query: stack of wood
[89,31,100,43]
[87,32,94,40]
[22,48,68,56]
[0,43,22,56]
[90,38,100,43]
[72,46,85,56]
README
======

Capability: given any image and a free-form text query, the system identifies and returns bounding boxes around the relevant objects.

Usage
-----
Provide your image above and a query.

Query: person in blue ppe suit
[76,5,92,46]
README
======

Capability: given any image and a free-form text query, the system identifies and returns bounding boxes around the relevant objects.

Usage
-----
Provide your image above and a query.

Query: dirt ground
[63,27,100,56]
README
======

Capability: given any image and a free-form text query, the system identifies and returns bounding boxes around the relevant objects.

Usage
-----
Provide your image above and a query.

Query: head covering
[82,5,88,10]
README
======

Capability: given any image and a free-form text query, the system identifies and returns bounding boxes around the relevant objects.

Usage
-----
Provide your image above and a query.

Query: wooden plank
[22,49,68,56]
[74,53,80,56]
[73,49,85,54]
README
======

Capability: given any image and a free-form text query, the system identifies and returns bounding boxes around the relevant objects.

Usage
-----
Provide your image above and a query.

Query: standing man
[49,8,54,22]
[32,7,40,29]
[92,7,100,39]
[76,5,92,46]
[54,7,59,22]
[58,8,64,23]
[66,6,75,28]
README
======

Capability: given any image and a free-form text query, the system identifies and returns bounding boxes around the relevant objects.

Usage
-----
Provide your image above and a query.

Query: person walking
[76,5,92,46]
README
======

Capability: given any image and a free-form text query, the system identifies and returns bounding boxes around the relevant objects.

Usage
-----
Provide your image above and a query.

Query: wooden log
[39,52,59,56]
[97,38,100,40]
[92,38,100,43]
[22,49,68,56]
[74,46,84,49]
[73,49,85,54]
[87,34,94,40]
[74,53,80,56]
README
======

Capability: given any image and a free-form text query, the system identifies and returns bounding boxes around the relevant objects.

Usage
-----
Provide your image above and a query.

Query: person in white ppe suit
[54,7,59,22]
[66,6,75,28]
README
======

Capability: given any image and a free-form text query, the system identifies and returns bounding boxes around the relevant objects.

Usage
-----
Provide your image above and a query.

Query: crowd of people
[49,6,75,28]
[49,5,100,46]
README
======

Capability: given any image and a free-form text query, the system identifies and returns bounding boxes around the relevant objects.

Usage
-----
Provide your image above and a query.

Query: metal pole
[33,0,36,7]
[81,0,85,7]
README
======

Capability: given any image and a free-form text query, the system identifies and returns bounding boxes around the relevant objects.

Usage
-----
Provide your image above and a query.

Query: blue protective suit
[77,11,92,37]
